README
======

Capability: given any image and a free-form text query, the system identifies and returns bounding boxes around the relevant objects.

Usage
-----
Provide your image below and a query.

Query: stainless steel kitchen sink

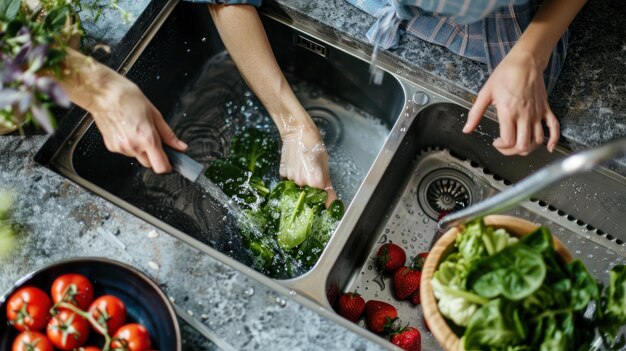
[37,1,626,349]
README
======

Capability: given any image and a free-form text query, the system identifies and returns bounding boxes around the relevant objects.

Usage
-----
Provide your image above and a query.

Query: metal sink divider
[36,0,626,349]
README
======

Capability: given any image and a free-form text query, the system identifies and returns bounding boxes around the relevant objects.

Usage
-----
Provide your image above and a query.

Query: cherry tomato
[12,331,54,351]
[89,295,127,334]
[46,310,90,350]
[6,286,52,332]
[50,274,94,310]
[77,347,102,351]
[111,323,152,351]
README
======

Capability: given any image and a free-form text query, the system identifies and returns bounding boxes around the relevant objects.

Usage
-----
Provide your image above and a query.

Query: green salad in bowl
[421,215,626,351]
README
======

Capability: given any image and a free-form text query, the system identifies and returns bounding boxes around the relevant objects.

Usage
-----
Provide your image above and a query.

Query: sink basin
[37,1,626,349]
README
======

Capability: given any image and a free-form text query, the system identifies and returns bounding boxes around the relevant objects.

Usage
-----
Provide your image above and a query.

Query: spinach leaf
[467,244,546,300]
[565,260,599,311]
[519,226,554,255]
[303,186,327,207]
[205,159,269,207]
[595,265,626,347]
[277,190,314,249]
[537,313,575,351]
[462,299,526,350]
[228,128,278,176]
[328,200,345,221]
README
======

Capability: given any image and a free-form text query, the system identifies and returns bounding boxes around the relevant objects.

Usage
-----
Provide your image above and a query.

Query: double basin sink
[38,1,626,349]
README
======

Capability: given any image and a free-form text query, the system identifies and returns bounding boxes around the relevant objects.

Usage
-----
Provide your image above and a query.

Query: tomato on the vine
[89,295,127,335]
[46,310,90,350]
[50,274,94,310]
[111,323,152,351]
[6,286,52,332]
[12,331,54,351]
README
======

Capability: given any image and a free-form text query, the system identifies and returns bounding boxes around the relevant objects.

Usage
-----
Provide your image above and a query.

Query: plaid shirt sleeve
[347,0,568,94]
[182,0,261,6]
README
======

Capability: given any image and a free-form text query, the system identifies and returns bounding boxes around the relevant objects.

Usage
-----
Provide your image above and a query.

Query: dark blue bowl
[0,257,181,351]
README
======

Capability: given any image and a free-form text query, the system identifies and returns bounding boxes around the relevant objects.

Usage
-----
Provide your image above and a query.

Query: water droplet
[289,290,297,296]
[201,37,207,42]
[244,287,255,296]
[372,274,385,291]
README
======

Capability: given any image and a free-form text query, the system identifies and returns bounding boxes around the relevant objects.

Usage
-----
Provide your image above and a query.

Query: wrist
[504,47,548,71]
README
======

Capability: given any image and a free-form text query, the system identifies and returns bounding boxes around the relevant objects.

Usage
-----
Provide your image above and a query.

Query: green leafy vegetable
[205,158,269,207]
[462,299,526,349]
[467,244,546,300]
[206,128,344,275]
[433,218,626,350]
[228,128,278,176]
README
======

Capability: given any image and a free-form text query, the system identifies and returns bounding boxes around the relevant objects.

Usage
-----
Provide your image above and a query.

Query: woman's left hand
[463,50,559,156]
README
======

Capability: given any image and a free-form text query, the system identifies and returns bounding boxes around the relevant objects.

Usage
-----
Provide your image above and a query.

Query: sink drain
[307,107,343,146]
[418,168,476,219]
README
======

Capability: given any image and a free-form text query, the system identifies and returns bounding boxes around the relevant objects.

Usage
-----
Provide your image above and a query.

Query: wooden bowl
[420,215,573,351]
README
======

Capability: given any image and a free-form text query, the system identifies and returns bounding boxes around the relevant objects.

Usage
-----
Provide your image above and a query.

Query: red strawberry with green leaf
[413,252,428,271]
[336,292,365,322]
[393,266,422,300]
[365,300,398,333]
[375,243,406,273]
[391,326,421,351]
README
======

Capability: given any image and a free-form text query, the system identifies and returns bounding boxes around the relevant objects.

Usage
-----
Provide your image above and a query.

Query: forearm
[58,48,120,113]
[208,4,316,135]
[512,0,586,68]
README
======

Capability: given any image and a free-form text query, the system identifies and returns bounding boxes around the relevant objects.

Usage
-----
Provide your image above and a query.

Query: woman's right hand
[60,48,187,173]
[88,76,187,173]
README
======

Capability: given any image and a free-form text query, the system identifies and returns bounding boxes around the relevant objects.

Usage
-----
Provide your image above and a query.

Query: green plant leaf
[565,260,599,311]
[467,244,546,300]
[43,6,70,32]
[228,128,278,176]
[462,299,526,349]
[277,190,314,249]
[0,0,20,21]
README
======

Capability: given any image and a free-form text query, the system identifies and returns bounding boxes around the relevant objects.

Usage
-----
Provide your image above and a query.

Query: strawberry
[391,326,421,351]
[365,300,398,333]
[412,252,428,271]
[375,243,406,273]
[336,292,365,322]
[393,266,422,300]
[409,289,420,305]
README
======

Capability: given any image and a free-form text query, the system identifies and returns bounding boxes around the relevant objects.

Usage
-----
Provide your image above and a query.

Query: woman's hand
[464,51,559,156]
[88,77,188,173]
[60,49,187,173]
[279,122,337,207]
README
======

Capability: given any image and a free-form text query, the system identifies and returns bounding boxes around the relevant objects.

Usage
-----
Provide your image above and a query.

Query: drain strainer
[418,168,476,219]
[307,107,343,146]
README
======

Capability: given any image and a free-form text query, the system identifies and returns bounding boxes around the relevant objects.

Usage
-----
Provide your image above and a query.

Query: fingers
[135,152,152,169]
[545,108,560,152]
[493,112,517,151]
[143,131,171,174]
[465,87,492,133]
[324,185,337,208]
[154,108,188,152]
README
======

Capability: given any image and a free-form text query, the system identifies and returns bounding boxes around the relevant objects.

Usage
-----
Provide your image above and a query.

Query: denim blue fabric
[182,0,261,6]
[347,0,568,93]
